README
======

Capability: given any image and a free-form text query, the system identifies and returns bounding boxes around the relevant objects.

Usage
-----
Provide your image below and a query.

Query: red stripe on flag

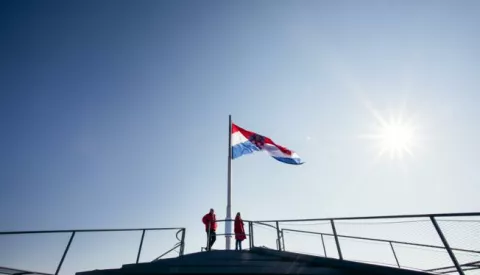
[232,123,254,139]
[232,123,293,156]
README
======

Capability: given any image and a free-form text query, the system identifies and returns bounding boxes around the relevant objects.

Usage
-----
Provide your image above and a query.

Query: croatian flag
[231,123,304,165]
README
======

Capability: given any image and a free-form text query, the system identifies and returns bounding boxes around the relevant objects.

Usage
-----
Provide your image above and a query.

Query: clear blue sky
[1,0,479,273]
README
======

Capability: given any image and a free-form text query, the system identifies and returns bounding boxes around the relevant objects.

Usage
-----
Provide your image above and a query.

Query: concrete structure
[76,247,429,275]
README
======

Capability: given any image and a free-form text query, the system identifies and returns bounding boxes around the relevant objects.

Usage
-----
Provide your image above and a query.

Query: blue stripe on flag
[232,142,260,159]
[272,156,304,165]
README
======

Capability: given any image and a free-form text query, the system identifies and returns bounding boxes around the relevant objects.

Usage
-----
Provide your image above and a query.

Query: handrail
[4,212,480,275]
[153,243,182,261]
[282,228,480,255]
[252,221,278,230]
[0,266,54,275]
[252,212,480,223]
[426,260,480,273]
[0,227,184,235]
[0,227,185,275]
[175,229,183,242]
[272,213,480,275]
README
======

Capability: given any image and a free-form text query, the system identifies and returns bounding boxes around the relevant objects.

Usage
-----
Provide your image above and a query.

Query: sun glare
[379,122,414,158]
[361,107,418,160]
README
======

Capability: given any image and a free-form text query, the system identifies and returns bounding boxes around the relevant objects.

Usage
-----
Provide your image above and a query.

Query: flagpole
[226,114,232,250]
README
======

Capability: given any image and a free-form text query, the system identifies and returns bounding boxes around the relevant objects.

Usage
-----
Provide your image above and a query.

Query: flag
[231,123,304,165]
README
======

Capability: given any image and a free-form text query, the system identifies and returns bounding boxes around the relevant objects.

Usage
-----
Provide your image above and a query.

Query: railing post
[389,241,400,268]
[321,233,327,257]
[281,230,286,251]
[330,219,343,260]
[179,228,186,256]
[249,222,254,248]
[276,221,281,251]
[430,216,464,275]
[206,223,211,251]
[55,231,75,275]
[136,230,146,263]
[247,222,251,249]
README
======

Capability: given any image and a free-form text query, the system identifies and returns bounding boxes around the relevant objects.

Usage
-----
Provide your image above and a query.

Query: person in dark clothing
[234,212,246,250]
[202,208,217,251]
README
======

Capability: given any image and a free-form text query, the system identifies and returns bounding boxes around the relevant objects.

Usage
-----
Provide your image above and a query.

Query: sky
[1,0,480,273]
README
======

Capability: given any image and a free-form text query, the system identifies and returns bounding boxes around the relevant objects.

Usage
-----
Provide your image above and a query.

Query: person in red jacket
[234,212,246,250]
[202,208,217,251]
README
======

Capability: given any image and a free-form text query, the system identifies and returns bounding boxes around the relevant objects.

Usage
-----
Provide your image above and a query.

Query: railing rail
[280,228,480,255]
[211,212,480,275]
[251,211,480,223]
[3,212,479,275]
[0,227,184,235]
[0,227,185,275]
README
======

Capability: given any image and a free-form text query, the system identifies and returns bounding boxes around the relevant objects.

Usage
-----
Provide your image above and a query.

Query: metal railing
[3,212,479,275]
[254,212,480,275]
[203,219,252,251]
[0,227,185,275]
[208,212,480,275]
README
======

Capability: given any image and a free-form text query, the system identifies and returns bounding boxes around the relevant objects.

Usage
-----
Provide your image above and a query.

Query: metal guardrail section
[213,212,480,275]
[0,227,185,275]
[2,212,479,275]
[0,266,54,275]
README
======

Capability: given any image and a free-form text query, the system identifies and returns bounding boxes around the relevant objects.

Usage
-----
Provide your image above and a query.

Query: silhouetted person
[202,208,217,251]
[234,212,246,250]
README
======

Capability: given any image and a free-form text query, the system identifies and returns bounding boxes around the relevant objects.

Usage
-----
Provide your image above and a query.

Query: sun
[378,122,414,158]
[360,107,418,160]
